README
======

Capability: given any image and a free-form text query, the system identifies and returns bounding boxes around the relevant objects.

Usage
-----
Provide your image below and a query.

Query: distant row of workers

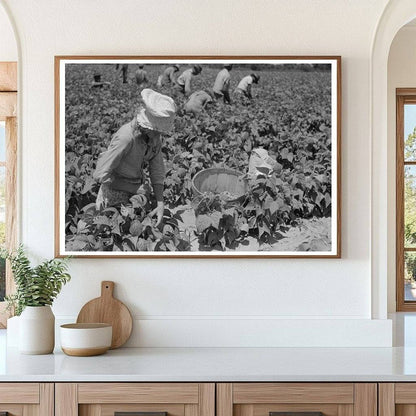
[114,64,260,115]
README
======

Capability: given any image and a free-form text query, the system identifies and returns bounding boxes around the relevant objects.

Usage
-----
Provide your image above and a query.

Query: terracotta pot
[19,306,55,354]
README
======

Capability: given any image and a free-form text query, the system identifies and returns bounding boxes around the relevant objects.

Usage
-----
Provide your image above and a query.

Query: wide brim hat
[252,74,260,83]
[192,65,202,74]
[136,88,177,134]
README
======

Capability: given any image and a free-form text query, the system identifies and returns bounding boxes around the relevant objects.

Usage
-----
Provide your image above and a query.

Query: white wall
[0,3,17,61]
[0,0,393,346]
[387,25,416,312]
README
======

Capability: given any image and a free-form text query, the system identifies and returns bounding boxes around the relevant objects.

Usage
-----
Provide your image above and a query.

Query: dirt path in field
[174,205,331,252]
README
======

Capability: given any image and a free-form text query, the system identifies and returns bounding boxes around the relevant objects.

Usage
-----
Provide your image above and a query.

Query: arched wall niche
[386,17,416,313]
[372,0,416,319]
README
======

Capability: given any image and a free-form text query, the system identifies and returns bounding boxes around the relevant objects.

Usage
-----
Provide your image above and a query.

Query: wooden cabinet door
[379,383,416,416]
[56,383,215,416]
[0,383,53,416]
[217,383,377,416]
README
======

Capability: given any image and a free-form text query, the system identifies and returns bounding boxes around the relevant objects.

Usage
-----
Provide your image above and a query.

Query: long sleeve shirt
[176,69,193,95]
[135,69,148,85]
[236,75,254,98]
[93,119,165,194]
[237,75,253,92]
[184,91,212,114]
[213,68,231,95]
[161,66,177,85]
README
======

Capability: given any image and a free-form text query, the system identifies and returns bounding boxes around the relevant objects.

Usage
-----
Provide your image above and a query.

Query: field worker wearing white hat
[157,64,180,87]
[174,65,202,97]
[94,89,176,226]
[184,90,214,116]
[213,64,233,104]
[235,74,260,100]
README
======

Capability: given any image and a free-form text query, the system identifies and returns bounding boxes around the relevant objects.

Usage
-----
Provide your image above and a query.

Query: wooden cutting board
[76,281,133,349]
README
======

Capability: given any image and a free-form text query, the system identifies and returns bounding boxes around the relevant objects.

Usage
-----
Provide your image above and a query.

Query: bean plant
[1,246,71,316]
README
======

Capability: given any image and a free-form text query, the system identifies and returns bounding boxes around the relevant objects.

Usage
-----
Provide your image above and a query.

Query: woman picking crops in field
[93,88,176,226]
[174,65,202,97]
[135,65,148,86]
[183,89,214,116]
[213,64,233,104]
[235,73,260,100]
[157,64,180,87]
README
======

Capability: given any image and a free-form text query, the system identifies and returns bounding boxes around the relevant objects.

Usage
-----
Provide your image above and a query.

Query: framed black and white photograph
[55,56,341,258]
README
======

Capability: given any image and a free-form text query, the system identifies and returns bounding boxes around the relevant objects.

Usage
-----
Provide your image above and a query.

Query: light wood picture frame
[55,56,341,258]
[396,88,416,311]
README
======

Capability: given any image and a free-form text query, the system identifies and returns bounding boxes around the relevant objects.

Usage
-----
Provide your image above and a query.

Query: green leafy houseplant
[1,245,71,316]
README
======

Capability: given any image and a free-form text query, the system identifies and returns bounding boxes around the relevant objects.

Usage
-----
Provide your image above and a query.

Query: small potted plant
[1,246,71,354]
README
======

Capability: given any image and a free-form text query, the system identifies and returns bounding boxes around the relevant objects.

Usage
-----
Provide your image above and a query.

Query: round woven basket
[191,167,247,200]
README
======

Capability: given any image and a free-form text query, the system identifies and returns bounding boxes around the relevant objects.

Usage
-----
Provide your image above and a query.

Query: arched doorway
[371,0,416,319]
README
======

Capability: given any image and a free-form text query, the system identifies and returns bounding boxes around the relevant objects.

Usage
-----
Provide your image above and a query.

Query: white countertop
[1,328,416,382]
[3,314,416,382]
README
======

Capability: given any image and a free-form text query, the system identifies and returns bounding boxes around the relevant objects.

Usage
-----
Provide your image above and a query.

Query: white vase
[19,306,55,354]
[6,315,20,347]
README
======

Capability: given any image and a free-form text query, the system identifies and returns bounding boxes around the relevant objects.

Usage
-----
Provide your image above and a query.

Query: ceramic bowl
[60,323,112,356]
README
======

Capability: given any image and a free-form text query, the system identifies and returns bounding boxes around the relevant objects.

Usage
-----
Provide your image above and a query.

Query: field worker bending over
[213,64,233,103]
[174,65,202,96]
[94,89,176,226]
[248,147,280,178]
[157,64,180,87]
[135,65,148,86]
[184,90,214,115]
[235,74,260,99]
